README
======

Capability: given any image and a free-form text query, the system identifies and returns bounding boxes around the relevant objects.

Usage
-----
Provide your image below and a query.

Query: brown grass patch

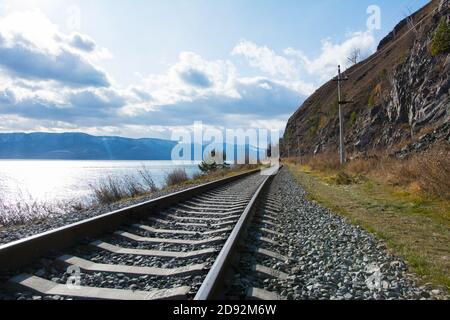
[286,162,450,293]
[296,145,450,200]
[164,169,189,187]
[373,146,450,199]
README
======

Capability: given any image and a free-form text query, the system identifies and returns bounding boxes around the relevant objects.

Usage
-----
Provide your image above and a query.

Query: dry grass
[285,145,450,293]
[138,165,158,192]
[0,196,86,227]
[286,162,450,294]
[303,152,342,172]
[190,164,261,184]
[91,176,141,205]
[295,145,450,200]
[164,169,189,187]
[1,165,262,227]
[232,163,262,171]
[192,172,204,181]
[379,147,450,199]
[90,166,158,205]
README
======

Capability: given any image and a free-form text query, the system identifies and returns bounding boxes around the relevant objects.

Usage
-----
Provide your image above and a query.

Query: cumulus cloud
[67,89,126,110]
[0,42,110,87]
[233,32,376,84]
[285,31,376,80]
[70,33,96,52]
[179,69,213,88]
[0,81,130,126]
[141,52,240,107]
[0,11,110,87]
[232,40,298,79]
[0,47,304,134]
[0,87,15,104]
[143,77,303,124]
[0,10,376,138]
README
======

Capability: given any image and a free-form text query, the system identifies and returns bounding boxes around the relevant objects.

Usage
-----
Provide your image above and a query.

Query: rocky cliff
[283,0,449,159]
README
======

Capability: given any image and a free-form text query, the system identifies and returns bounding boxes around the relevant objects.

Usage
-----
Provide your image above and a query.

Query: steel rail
[195,166,279,300]
[0,168,261,271]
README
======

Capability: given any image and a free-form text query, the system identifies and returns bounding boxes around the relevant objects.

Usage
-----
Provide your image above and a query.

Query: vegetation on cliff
[430,17,450,55]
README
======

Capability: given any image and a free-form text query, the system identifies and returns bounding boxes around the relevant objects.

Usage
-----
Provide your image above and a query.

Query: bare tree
[347,48,361,65]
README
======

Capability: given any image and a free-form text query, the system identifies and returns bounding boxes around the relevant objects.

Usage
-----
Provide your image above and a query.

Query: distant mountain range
[0,132,265,161]
[0,133,178,160]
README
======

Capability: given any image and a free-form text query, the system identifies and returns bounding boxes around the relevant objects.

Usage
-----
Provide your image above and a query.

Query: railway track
[0,166,286,301]
[223,192,291,300]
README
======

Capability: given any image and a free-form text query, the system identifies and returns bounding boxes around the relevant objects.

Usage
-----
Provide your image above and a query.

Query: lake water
[0,160,200,207]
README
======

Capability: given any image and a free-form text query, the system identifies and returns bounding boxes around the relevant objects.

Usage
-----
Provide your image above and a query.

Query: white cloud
[232,40,298,79]
[140,51,240,107]
[0,10,60,53]
[0,9,376,139]
[70,33,96,52]
[0,43,306,134]
[233,32,376,85]
[0,10,111,87]
[285,31,376,80]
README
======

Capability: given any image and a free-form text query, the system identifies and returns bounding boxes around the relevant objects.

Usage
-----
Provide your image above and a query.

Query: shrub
[430,18,450,56]
[397,50,410,66]
[345,158,378,175]
[405,147,450,199]
[192,172,204,181]
[334,171,354,185]
[138,166,158,192]
[199,149,230,174]
[0,196,78,227]
[165,169,189,187]
[304,152,341,172]
[122,175,146,198]
[368,94,376,108]
[301,145,450,199]
[198,161,219,173]
[91,176,129,205]
[90,169,158,205]
[349,112,358,127]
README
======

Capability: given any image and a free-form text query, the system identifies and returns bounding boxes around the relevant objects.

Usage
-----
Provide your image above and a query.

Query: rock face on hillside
[283,0,449,159]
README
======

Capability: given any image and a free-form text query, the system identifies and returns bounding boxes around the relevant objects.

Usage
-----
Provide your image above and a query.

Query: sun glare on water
[0,161,80,203]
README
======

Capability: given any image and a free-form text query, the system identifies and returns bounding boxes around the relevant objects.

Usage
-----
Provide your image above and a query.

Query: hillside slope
[283,0,449,159]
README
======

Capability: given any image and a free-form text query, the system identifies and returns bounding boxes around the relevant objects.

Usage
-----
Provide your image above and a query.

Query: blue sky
[0,0,429,139]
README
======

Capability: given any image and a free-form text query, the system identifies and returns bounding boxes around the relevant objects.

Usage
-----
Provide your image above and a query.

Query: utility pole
[333,65,350,165]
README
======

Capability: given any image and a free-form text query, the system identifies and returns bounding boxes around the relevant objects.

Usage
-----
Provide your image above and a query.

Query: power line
[330,4,441,165]
[343,5,439,78]
[333,65,351,165]
[288,3,440,163]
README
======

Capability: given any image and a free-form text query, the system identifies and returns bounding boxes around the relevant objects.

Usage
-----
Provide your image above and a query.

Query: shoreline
[0,183,200,246]
[0,166,260,246]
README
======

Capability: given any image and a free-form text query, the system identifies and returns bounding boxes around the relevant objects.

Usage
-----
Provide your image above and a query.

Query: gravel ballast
[0,173,267,300]
[230,168,443,300]
[0,170,260,246]
[0,169,444,300]
[0,184,206,246]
